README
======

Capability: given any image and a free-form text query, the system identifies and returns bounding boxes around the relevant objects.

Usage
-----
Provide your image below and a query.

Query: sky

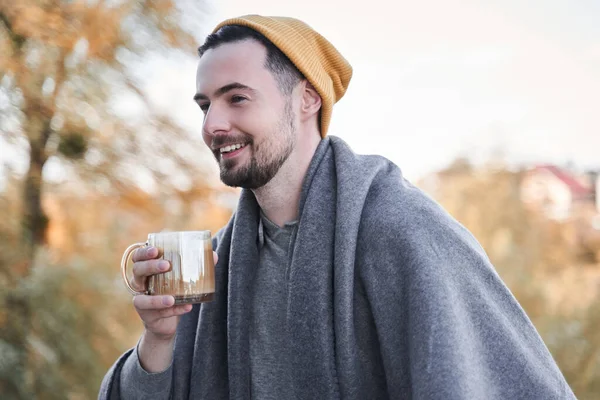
[146,0,600,182]
[1,0,599,189]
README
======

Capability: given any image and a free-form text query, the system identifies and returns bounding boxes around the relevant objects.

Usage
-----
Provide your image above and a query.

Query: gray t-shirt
[249,212,297,399]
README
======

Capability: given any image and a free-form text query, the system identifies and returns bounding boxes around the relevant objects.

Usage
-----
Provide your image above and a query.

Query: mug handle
[121,242,148,295]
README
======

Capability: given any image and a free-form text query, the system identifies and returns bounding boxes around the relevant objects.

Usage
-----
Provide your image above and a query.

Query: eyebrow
[193,82,256,102]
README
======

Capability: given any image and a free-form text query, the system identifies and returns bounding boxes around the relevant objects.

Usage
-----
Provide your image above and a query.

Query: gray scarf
[100,136,574,399]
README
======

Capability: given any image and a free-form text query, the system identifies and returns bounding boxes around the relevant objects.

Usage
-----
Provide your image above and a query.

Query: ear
[300,81,322,122]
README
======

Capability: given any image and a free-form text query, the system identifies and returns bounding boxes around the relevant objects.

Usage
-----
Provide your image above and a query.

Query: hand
[130,245,218,372]
[130,246,219,341]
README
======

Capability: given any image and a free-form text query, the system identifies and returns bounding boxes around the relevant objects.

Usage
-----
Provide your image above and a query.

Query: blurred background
[0,0,598,399]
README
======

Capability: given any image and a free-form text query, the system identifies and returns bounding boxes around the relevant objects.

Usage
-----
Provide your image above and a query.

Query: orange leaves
[80,3,126,61]
[1,1,125,59]
[3,1,80,49]
[1,0,198,60]
[145,0,176,15]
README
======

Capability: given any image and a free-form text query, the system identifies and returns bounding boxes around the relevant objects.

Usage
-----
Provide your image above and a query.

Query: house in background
[520,164,597,221]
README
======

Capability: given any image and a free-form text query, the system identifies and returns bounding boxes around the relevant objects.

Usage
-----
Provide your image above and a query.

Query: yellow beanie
[212,15,353,137]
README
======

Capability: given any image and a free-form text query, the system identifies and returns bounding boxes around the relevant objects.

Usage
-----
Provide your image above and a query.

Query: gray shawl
[99,136,575,399]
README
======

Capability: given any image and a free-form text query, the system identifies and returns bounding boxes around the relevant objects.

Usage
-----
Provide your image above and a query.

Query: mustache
[210,133,252,150]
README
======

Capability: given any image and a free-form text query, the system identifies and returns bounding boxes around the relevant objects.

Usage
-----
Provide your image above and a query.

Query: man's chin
[219,166,251,189]
[218,153,285,189]
[219,167,271,190]
[220,177,261,190]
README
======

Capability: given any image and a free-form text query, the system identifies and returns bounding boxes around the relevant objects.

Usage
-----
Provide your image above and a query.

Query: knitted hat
[211,15,353,137]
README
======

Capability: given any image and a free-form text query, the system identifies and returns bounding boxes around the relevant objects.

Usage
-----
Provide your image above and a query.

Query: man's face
[195,39,297,189]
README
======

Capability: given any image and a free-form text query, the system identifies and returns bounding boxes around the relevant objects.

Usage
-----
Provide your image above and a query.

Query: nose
[202,104,231,137]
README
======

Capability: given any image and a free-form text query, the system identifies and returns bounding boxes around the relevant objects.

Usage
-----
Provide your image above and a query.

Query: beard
[217,100,296,189]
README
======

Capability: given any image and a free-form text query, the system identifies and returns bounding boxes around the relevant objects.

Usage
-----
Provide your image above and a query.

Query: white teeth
[220,143,245,153]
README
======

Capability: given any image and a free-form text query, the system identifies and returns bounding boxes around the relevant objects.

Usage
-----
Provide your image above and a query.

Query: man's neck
[252,134,321,227]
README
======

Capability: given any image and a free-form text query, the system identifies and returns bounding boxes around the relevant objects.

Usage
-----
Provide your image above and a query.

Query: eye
[198,103,210,113]
[231,95,247,104]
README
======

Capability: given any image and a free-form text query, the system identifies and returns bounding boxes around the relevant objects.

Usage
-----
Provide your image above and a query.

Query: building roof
[532,164,594,198]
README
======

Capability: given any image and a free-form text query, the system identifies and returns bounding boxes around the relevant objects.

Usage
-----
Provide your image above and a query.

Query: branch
[41,48,67,160]
[124,77,152,109]
[50,49,66,109]
[0,10,26,51]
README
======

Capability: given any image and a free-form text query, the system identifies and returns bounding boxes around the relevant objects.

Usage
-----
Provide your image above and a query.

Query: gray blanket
[99,136,575,399]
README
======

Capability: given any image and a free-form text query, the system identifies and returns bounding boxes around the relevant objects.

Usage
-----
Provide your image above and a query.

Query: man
[100,15,575,399]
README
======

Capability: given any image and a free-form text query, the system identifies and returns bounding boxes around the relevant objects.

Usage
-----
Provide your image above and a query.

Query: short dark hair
[197,25,304,95]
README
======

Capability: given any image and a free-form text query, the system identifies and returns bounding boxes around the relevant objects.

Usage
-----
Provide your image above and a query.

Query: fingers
[134,295,175,310]
[133,247,217,270]
[130,247,168,290]
[133,295,193,326]
[132,246,160,262]
[132,259,170,280]
[157,304,193,319]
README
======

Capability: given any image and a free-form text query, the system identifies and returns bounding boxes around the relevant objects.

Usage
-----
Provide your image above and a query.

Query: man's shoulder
[328,136,445,234]
[359,168,445,235]
[355,157,486,259]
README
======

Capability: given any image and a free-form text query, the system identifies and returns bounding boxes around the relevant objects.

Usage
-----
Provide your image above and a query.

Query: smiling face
[194,39,298,189]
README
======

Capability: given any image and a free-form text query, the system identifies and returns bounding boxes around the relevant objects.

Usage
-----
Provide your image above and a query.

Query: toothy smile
[219,143,247,154]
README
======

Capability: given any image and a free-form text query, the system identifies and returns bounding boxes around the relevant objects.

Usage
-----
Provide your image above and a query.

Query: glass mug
[121,230,215,304]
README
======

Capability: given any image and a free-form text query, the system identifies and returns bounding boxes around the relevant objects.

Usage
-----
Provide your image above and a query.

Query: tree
[0,1,214,397]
